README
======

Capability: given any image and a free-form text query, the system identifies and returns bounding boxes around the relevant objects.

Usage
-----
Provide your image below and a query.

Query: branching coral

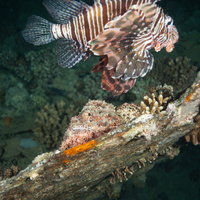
[33,100,69,149]
[0,165,21,181]
[139,91,171,114]
[128,77,161,104]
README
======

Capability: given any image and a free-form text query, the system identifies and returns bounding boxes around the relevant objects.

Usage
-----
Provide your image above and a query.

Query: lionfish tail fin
[22,15,54,46]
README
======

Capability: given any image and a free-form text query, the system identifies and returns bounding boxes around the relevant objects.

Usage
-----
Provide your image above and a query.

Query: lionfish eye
[167,21,171,25]
[88,113,91,116]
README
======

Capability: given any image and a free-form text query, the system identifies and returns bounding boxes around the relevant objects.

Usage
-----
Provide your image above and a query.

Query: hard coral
[0,165,21,181]
[33,100,69,149]
[0,50,33,82]
[139,91,171,114]
[148,56,197,96]
[25,48,62,86]
[60,100,120,150]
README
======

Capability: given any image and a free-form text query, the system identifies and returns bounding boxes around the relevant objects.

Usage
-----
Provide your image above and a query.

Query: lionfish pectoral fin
[100,51,153,96]
[91,55,108,73]
[101,68,136,96]
[114,50,154,81]
[89,1,158,96]
[43,0,90,23]
[56,39,84,68]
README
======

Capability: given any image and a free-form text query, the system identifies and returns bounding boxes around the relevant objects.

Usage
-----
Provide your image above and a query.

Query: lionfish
[22,0,179,96]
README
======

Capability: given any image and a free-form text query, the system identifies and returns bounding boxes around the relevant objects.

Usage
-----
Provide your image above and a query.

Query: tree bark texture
[0,72,200,200]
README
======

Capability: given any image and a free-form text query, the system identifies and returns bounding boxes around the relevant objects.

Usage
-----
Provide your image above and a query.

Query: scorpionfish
[60,100,120,150]
[23,0,179,96]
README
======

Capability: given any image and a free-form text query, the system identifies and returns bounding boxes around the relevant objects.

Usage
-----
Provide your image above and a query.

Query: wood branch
[1,72,200,200]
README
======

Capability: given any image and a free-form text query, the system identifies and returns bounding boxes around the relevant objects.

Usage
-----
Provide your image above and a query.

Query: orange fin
[92,55,108,73]
[101,67,136,96]
[92,56,136,96]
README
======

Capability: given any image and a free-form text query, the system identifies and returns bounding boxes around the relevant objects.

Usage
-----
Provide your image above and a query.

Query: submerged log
[0,72,200,200]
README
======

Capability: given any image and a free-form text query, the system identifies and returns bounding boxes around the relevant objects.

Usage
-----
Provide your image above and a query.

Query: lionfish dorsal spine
[49,0,159,47]
[22,0,159,48]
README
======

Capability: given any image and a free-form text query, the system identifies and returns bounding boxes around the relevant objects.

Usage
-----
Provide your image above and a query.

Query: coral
[139,86,173,114]
[25,48,62,86]
[116,103,141,124]
[148,56,197,96]
[31,95,48,109]
[60,100,120,150]
[50,69,79,100]
[0,165,21,181]
[33,100,69,149]
[140,92,170,114]
[4,84,31,114]
[185,114,200,145]
[0,50,33,82]
[0,50,17,68]
[65,99,85,121]
[110,166,134,184]
[4,117,12,126]
[0,87,5,104]
[129,77,161,104]
[82,72,114,100]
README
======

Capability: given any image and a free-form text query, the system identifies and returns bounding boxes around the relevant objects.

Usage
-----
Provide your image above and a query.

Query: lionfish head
[155,15,179,53]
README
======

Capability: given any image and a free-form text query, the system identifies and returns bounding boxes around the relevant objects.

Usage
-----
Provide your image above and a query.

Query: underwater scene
[0,0,200,199]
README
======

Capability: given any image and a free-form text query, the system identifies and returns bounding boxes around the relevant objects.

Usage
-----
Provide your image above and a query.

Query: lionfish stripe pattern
[22,0,179,96]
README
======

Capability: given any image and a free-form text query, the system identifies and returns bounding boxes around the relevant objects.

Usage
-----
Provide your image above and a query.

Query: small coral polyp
[60,100,120,150]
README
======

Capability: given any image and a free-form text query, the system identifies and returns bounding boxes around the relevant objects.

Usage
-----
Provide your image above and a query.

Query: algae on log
[0,72,200,200]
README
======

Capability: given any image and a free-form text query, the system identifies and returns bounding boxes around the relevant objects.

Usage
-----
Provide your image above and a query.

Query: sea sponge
[185,114,200,145]
[116,103,141,124]
[33,100,69,149]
